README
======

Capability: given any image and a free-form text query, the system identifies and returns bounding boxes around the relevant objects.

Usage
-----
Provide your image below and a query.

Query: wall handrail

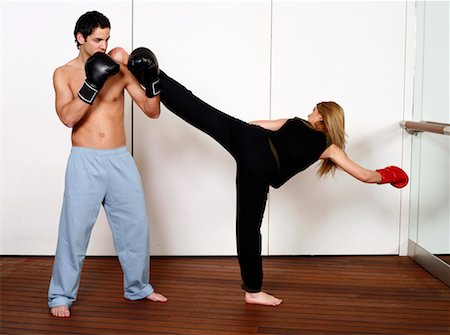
[399,120,450,136]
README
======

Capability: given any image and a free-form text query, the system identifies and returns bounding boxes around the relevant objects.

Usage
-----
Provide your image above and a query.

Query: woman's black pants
[160,71,277,292]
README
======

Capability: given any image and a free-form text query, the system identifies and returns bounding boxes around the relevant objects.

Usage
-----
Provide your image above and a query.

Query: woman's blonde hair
[314,101,346,177]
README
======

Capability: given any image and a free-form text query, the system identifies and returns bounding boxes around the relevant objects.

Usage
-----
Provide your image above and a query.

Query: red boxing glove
[376,166,409,188]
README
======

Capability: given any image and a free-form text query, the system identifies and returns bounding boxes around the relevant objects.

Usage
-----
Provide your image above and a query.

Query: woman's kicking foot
[245,291,282,306]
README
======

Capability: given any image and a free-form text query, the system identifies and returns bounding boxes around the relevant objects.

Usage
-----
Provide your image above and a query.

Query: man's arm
[109,47,160,119]
[54,67,90,128]
[54,53,120,127]
[125,76,161,119]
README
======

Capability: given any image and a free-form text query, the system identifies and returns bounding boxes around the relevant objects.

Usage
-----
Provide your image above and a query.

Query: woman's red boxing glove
[376,166,409,188]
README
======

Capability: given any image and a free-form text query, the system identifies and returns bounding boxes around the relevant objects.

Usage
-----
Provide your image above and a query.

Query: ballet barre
[399,120,450,136]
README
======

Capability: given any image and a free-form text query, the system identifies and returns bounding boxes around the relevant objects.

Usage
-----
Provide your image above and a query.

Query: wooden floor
[1,256,449,335]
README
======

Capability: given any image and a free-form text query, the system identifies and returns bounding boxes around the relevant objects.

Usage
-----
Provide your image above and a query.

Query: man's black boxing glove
[127,47,160,98]
[78,52,120,105]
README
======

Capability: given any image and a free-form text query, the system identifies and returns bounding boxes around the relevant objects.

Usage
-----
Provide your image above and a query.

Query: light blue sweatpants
[48,146,154,308]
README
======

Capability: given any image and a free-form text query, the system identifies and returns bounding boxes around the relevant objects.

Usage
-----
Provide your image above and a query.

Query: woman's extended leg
[160,71,251,157]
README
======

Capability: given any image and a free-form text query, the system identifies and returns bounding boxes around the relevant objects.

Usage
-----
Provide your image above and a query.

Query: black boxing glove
[78,52,120,105]
[127,47,160,98]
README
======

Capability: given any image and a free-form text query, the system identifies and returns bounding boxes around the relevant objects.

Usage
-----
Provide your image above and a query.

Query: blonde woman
[127,47,408,307]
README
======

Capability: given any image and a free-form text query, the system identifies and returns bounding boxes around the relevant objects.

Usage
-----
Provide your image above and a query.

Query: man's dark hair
[74,11,110,49]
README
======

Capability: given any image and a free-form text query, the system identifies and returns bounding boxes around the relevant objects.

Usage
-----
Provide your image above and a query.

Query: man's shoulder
[53,59,82,83]
[55,58,81,75]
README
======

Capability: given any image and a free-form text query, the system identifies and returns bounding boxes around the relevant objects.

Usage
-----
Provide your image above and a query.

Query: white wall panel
[269,1,407,255]
[1,1,132,255]
[132,0,271,255]
[1,1,411,256]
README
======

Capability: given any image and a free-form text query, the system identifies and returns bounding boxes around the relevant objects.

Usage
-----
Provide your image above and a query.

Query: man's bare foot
[146,292,168,303]
[50,305,70,318]
[245,291,282,306]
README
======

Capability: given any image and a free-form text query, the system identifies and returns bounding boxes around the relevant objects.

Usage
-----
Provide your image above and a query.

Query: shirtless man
[48,11,167,318]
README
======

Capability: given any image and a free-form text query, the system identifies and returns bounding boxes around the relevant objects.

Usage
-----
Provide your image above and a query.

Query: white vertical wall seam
[267,0,274,256]
[399,0,416,256]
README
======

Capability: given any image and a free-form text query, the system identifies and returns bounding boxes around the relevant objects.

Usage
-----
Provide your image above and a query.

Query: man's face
[77,27,110,55]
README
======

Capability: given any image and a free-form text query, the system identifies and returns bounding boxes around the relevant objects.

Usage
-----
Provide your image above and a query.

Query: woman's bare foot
[245,291,282,306]
[146,292,168,303]
[50,305,70,318]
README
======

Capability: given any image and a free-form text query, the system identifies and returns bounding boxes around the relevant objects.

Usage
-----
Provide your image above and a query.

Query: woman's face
[307,106,323,126]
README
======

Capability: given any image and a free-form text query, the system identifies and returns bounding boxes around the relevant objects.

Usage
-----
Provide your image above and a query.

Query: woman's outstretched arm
[320,144,408,188]
[320,145,381,183]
